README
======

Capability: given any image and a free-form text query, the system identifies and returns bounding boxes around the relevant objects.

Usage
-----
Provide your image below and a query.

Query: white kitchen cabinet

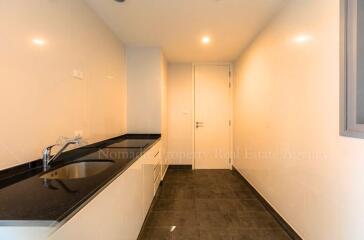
[142,154,154,219]
[142,141,161,217]
[49,140,162,240]
[161,151,168,180]
[153,150,162,195]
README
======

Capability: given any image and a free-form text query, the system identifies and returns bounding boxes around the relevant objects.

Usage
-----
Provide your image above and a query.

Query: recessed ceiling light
[32,38,47,46]
[201,36,211,44]
[293,34,313,44]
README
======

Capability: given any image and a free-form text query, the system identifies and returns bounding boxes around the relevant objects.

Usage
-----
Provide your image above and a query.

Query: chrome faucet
[42,137,82,171]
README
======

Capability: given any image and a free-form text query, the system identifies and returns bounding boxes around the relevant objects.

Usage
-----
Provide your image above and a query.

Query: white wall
[167,63,193,165]
[234,0,364,239]
[0,0,127,170]
[126,47,163,134]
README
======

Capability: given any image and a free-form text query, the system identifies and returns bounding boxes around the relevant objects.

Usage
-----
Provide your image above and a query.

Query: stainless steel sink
[40,160,114,180]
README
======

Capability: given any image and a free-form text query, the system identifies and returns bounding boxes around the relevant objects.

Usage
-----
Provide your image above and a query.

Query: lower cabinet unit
[49,140,162,240]
[142,141,161,217]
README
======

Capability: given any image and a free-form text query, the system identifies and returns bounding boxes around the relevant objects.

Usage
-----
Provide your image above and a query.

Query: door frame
[192,63,233,170]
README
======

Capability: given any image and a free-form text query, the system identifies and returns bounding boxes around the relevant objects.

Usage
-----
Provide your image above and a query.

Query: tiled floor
[139,169,291,240]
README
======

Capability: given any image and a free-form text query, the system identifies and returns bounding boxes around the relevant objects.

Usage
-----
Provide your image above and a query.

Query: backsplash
[0,0,127,170]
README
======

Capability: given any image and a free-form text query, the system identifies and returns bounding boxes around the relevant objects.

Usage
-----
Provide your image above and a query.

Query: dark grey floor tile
[238,212,281,229]
[140,169,292,240]
[139,227,170,240]
[263,229,292,240]
[199,228,290,240]
[197,211,241,229]
[154,199,196,211]
[196,199,246,212]
[159,185,195,199]
[231,229,267,240]
[216,199,245,212]
[140,227,200,240]
[196,199,221,211]
[164,170,195,183]
[193,178,221,187]
[199,228,235,240]
[227,181,252,191]
[192,170,214,177]
[239,199,266,212]
[171,227,200,240]
[233,189,256,200]
[232,229,291,240]
[194,186,237,199]
[146,211,198,228]
[162,181,195,190]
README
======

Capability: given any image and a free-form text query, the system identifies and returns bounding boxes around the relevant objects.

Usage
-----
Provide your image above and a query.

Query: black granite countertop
[0,134,160,226]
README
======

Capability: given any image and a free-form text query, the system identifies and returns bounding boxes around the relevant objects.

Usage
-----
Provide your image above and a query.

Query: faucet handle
[47,144,58,149]
[57,136,83,145]
[45,144,57,151]
[42,144,57,158]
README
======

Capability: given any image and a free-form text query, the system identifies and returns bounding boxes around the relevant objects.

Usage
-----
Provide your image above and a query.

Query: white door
[194,64,231,169]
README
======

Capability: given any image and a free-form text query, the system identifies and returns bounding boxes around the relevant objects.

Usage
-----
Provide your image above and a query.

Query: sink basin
[40,160,114,180]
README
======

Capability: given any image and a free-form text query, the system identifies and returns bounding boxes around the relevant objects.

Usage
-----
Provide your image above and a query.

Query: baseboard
[232,166,302,240]
[168,164,193,170]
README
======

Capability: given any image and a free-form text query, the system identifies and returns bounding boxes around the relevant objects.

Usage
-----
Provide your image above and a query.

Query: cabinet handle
[154,151,160,157]
[196,121,204,128]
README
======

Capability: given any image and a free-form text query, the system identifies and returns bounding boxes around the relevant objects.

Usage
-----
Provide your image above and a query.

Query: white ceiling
[85,0,287,62]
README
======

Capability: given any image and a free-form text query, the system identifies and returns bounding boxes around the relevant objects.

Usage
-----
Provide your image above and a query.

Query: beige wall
[167,63,193,165]
[0,0,127,170]
[233,0,364,239]
[126,47,163,134]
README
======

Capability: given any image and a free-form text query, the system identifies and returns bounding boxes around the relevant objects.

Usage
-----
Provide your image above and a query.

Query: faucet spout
[42,137,82,171]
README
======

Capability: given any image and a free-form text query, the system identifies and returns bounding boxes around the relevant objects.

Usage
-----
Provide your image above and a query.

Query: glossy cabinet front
[49,140,162,240]
[142,141,161,218]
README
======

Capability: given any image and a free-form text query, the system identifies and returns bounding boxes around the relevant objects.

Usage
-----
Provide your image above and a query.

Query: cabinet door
[153,151,162,195]
[142,157,154,218]
[49,160,143,240]
[120,158,144,239]
[142,141,161,217]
